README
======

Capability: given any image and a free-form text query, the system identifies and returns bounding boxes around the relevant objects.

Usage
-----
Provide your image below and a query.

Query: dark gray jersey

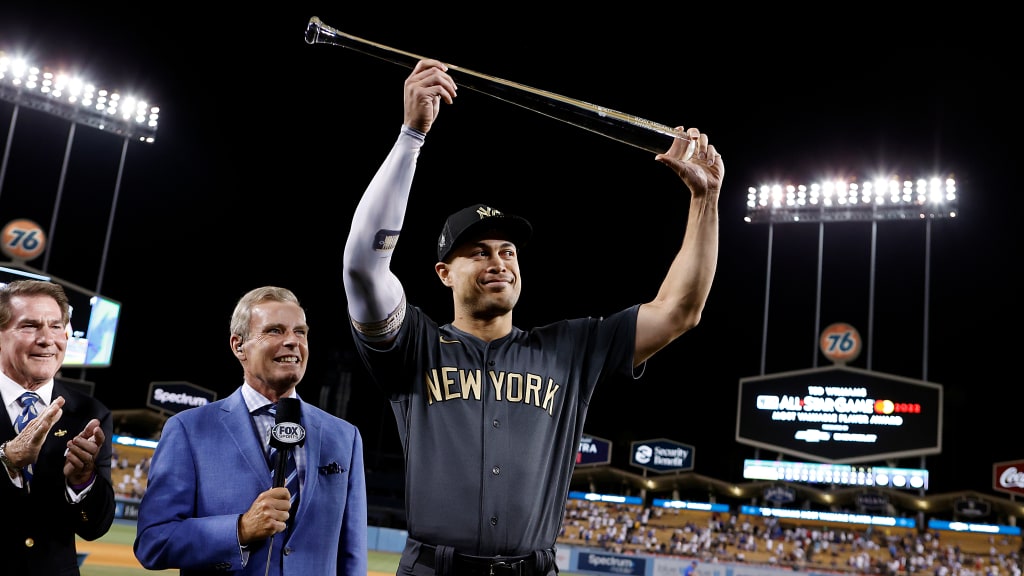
[352,302,640,556]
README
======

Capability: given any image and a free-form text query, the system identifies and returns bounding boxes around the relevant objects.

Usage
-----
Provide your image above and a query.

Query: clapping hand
[64,417,104,486]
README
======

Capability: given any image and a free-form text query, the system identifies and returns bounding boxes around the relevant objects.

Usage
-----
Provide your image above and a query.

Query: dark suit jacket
[134,387,368,575]
[1,382,116,576]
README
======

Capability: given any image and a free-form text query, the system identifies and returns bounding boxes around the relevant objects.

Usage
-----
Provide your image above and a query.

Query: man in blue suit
[134,286,367,575]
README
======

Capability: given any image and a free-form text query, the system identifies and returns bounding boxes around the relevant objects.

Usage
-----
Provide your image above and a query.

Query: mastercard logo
[874,400,921,414]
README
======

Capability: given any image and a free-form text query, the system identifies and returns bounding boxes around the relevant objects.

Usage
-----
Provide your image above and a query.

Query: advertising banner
[146,381,217,415]
[993,460,1024,496]
[630,438,695,473]
[578,434,613,467]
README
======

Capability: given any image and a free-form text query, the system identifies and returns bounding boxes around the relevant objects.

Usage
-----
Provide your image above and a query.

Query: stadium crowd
[557,498,1023,576]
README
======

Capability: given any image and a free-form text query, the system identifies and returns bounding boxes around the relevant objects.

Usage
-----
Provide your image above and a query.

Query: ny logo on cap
[476,206,504,219]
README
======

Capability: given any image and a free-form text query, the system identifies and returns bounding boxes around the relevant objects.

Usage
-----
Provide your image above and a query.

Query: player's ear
[435,262,452,286]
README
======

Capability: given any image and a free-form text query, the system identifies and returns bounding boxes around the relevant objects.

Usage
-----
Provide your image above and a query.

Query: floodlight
[744,176,957,224]
[0,51,159,142]
[0,48,161,312]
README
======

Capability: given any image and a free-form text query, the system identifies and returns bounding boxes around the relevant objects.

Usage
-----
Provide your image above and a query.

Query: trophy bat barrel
[305,16,691,154]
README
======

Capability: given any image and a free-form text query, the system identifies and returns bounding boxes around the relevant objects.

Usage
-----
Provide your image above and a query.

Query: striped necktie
[263,403,300,513]
[14,392,41,484]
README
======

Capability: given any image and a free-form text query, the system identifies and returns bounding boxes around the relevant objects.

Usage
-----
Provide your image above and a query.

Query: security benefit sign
[147,381,217,415]
[577,434,612,467]
[736,366,942,464]
[630,438,694,473]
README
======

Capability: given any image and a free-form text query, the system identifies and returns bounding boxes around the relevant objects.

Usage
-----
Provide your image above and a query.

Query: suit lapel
[1,412,14,440]
[45,384,78,452]
[219,391,273,485]
[51,383,93,426]
[293,407,320,521]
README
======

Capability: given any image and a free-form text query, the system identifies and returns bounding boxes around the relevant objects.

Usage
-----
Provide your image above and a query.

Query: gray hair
[229,286,301,342]
[0,279,70,329]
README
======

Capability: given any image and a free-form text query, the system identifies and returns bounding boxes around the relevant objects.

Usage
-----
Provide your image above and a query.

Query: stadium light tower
[745,174,957,504]
[745,175,958,381]
[0,50,160,294]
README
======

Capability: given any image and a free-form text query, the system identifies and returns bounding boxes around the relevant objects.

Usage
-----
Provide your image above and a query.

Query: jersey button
[492,465,500,475]
[490,516,498,526]
[492,419,500,428]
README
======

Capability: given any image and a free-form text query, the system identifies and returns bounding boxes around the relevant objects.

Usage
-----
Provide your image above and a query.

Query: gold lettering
[524,374,543,406]
[425,368,561,413]
[490,371,505,400]
[477,206,503,219]
[440,367,460,400]
[505,373,524,402]
[425,369,443,405]
[459,369,483,400]
[542,379,560,415]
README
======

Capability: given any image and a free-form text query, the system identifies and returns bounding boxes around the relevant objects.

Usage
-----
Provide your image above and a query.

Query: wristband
[70,472,96,491]
[401,125,426,141]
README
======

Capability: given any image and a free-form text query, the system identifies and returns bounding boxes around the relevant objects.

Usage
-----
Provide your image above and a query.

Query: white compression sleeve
[343,126,424,334]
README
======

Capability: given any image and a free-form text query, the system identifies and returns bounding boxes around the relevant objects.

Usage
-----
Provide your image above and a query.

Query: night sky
[0,6,1016,499]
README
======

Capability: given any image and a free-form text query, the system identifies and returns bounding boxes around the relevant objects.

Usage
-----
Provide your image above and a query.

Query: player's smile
[481,276,514,289]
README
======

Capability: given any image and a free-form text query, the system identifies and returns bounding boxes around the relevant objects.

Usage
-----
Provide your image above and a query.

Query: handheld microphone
[270,397,306,488]
[266,397,306,574]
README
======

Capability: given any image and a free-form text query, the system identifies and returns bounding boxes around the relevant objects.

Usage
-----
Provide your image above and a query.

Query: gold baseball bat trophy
[304,16,691,154]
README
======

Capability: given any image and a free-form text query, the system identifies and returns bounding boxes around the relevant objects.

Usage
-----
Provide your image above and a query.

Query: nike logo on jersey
[439,336,461,344]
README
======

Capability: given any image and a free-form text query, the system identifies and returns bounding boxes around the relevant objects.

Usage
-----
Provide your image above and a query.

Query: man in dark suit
[0,279,116,576]
[134,286,367,575]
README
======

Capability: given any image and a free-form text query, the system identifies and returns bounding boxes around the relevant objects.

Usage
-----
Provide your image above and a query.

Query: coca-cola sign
[993,460,1024,496]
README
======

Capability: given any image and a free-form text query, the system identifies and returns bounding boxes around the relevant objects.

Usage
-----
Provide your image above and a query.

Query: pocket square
[319,462,343,475]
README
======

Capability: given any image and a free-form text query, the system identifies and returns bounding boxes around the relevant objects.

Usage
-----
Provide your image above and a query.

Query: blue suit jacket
[133,388,367,575]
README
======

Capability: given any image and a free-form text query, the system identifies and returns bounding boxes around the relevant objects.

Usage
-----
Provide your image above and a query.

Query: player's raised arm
[634,126,723,366]
[343,59,457,342]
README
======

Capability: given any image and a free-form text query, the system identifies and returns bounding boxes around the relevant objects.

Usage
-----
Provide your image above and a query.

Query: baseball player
[342,59,724,576]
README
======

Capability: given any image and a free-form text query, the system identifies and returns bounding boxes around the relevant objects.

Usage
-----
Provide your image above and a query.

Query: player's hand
[404,58,457,134]
[64,417,104,485]
[656,126,724,197]
[238,487,293,543]
[4,395,63,469]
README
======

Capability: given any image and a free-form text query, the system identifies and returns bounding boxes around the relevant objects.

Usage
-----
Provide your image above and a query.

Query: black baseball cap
[437,204,533,262]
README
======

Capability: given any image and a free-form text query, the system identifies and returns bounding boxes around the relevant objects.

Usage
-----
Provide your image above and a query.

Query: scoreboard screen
[736,366,942,463]
[0,265,123,368]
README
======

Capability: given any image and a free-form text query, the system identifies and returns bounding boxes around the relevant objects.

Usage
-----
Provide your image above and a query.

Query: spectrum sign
[736,366,942,463]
